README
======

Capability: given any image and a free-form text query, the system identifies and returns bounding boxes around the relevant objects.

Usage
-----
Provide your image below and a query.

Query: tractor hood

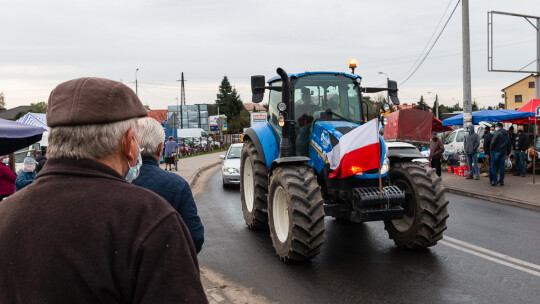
[315,120,362,147]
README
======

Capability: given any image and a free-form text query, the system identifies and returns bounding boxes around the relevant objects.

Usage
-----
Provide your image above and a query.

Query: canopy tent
[432,116,453,132]
[0,118,46,155]
[442,109,534,126]
[16,112,49,131]
[503,99,540,125]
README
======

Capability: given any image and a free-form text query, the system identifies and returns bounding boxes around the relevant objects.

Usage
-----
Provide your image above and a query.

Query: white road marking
[440,239,540,278]
[444,236,540,271]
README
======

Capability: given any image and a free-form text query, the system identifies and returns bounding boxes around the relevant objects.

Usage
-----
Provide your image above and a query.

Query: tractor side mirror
[388,80,400,105]
[251,75,266,103]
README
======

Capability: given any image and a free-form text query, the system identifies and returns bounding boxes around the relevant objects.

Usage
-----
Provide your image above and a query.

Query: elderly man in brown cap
[0,78,207,303]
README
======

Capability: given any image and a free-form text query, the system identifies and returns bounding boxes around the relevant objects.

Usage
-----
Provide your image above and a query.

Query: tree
[472,100,479,111]
[413,95,430,112]
[498,102,505,109]
[13,101,48,120]
[0,92,5,110]
[215,76,246,133]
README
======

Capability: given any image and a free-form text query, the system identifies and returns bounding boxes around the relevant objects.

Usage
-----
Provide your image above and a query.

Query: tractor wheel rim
[273,186,289,243]
[243,158,254,212]
[391,179,414,232]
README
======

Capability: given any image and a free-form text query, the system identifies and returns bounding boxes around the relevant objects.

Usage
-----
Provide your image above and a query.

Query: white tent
[16,113,49,146]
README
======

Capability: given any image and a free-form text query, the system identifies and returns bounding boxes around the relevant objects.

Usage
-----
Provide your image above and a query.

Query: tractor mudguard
[386,145,424,163]
[243,122,280,168]
[270,156,311,174]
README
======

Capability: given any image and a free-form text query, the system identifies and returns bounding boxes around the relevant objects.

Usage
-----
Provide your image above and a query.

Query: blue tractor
[240,67,448,262]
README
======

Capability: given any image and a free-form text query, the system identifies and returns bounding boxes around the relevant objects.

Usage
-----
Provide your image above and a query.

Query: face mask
[2,158,8,165]
[125,138,144,183]
[495,127,500,132]
[490,130,494,134]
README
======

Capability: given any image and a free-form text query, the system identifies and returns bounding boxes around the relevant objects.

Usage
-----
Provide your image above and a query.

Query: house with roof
[242,103,267,113]
[501,74,536,110]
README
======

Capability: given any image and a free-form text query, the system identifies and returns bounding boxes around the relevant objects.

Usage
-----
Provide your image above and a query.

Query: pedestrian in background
[15,156,37,191]
[0,155,16,200]
[133,117,205,253]
[0,77,207,303]
[35,146,47,173]
[428,132,444,177]
[464,125,480,180]
[513,125,529,177]
[490,122,512,186]
[483,125,494,181]
[164,136,178,171]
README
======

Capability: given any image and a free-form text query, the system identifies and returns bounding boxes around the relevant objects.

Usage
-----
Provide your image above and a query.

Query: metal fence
[172,133,243,157]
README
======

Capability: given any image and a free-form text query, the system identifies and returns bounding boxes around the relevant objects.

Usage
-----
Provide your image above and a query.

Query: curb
[445,187,540,212]
[187,161,222,187]
[186,160,233,304]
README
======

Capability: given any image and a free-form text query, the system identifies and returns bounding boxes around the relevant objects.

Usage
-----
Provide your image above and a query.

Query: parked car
[220,143,243,187]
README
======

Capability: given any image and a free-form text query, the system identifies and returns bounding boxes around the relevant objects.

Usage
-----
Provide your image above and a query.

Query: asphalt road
[197,171,540,304]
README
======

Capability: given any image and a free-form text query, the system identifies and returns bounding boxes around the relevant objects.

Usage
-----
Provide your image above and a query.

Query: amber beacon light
[348,59,357,74]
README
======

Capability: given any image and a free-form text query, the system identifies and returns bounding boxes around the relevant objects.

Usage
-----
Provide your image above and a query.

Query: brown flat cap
[47,77,148,127]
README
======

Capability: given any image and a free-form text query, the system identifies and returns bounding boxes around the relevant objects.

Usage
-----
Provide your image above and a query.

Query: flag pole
[377,119,383,194]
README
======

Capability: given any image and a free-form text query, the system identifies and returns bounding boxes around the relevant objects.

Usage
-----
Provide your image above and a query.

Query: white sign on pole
[535,106,540,117]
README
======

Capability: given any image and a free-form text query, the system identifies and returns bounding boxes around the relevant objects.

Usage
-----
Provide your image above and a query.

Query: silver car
[220,143,243,187]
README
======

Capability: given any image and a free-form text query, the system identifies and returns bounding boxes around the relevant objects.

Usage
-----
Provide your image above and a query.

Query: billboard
[209,115,227,131]
[250,112,267,127]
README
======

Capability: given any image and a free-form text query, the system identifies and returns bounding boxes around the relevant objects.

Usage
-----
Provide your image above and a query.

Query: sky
[1,0,539,110]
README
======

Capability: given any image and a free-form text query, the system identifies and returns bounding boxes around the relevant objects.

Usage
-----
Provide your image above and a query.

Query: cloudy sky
[1,0,539,110]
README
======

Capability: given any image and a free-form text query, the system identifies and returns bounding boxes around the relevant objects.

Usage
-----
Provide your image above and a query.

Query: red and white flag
[327,118,380,179]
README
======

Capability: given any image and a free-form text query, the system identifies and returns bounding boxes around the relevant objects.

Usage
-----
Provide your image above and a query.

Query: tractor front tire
[268,166,325,262]
[240,139,268,229]
[384,162,449,249]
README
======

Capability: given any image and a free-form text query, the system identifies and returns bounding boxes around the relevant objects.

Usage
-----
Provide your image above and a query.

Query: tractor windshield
[293,74,361,125]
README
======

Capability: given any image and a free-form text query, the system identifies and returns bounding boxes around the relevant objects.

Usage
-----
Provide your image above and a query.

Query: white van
[443,122,491,154]
[177,128,209,138]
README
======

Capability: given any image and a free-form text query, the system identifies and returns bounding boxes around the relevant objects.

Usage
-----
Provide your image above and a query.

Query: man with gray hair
[0,77,207,303]
[133,117,204,253]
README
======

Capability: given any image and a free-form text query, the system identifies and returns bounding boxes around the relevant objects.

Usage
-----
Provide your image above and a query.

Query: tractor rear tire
[384,162,449,249]
[240,139,268,229]
[268,166,325,262]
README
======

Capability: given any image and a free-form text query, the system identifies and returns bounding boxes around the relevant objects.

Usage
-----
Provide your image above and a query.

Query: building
[0,106,36,120]
[242,103,267,113]
[501,74,536,110]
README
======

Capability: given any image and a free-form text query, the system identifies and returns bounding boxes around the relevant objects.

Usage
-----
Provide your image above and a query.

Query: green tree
[31,101,47,113]
[472,100,479,111]
[215,76,246,133]
[413,95,430,112]
[0,92,5,110]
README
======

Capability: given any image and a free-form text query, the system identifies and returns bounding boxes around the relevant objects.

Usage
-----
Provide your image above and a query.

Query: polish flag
[327,118,380,179]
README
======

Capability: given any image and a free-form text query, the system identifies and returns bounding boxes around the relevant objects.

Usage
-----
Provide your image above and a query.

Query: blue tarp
[442,110,534,126]
[0,118,46,155]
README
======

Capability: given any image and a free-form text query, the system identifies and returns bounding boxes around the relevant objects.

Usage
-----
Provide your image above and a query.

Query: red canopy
[506,99,540,125]
[432,116,453,132]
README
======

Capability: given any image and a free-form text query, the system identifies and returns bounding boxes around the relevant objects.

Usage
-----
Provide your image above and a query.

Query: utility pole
[462,0,473,126]
[135,68,139,96]
[178,72,186,106]
[537,17,540,99]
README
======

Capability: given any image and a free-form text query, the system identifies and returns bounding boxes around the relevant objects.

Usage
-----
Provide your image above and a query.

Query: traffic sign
[536,106,540,118]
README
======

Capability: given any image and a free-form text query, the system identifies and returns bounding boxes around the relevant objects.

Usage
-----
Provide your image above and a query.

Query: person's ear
[122,128,136,162]
[156,142,164,158]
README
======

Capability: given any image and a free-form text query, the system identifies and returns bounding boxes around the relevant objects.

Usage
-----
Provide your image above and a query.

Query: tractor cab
[266,73,363,157]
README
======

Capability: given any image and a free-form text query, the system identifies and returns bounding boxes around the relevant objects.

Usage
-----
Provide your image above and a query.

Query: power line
[399,0,461,85]
[398,0,454,82]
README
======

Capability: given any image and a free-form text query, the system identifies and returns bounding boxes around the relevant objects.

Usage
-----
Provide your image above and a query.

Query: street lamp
[378,72,389,104]
[135,68,139,96]
[427,91,438,119]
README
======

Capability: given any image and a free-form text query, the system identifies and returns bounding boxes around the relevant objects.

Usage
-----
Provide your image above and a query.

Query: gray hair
[47,118,138,160]
[137,117,165,157]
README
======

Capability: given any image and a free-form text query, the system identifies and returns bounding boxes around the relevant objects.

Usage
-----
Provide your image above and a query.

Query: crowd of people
[0,77,208,303]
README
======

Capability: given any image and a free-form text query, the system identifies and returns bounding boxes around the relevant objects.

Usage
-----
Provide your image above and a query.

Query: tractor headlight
[381,158,390,175]
[277,102,287,112]
[279,115,285,127]
[383,116,388,125]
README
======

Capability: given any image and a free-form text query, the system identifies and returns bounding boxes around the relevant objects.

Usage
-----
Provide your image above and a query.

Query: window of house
[529,82,535,88]
[515,95,522,102]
